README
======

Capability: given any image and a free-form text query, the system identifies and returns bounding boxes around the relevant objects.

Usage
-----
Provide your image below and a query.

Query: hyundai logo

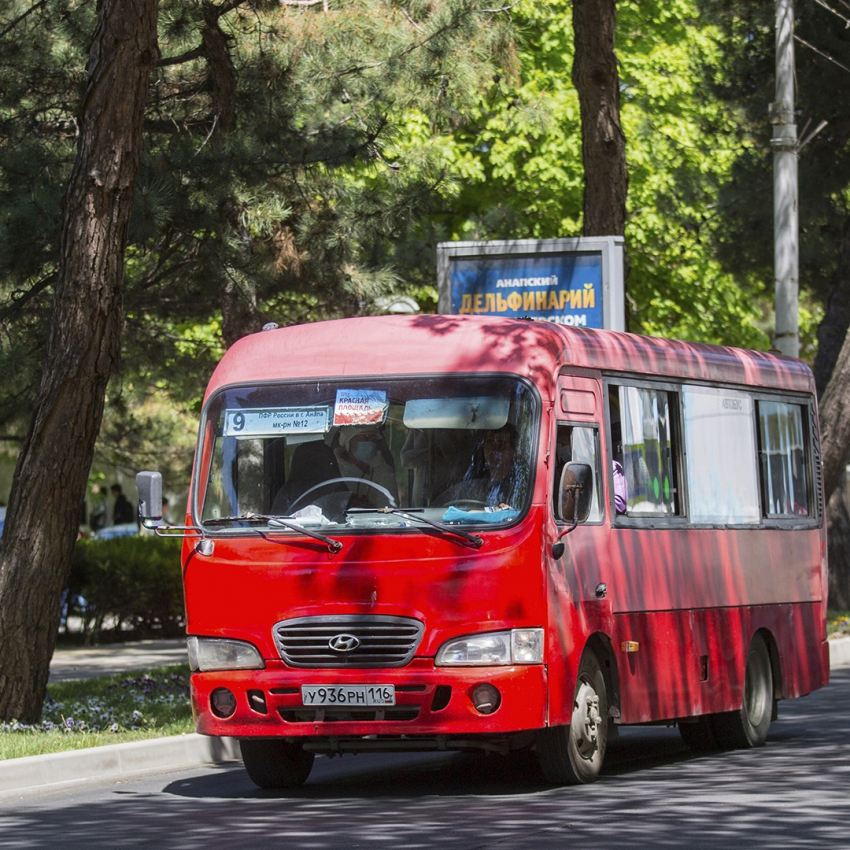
[328,633,361,653]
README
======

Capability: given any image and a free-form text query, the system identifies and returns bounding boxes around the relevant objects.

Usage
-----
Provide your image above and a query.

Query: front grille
[273,615,425,668]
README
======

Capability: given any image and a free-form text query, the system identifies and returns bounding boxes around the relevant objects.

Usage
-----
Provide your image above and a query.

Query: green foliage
[697,0,850,321]
[68,536,185,640]
[0,0,517,481]
[433,0,769,347]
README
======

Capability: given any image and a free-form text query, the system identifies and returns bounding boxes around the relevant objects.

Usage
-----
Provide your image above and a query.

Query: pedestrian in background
[111,483,134,525]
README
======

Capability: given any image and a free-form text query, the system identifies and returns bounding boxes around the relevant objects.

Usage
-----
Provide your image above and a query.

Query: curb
[2,637,849,798]
[829,634,850,669]
[0,734,239,798]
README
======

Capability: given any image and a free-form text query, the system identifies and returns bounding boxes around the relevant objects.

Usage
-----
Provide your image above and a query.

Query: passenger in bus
[613,460,627,514]
[437,423,522,508]
[401,428,470,506]
[334,426,399,508]
[609,393,628,514]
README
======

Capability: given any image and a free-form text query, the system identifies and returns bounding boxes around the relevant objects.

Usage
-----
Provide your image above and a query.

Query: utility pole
[771,0,799,357]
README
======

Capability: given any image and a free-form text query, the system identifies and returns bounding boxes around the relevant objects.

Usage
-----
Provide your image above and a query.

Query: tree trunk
[818,316,850,610]
[0,0,158,723]
[571,0,628,239]
[827,482,850,609]
[811,218,850,610]
[813,223,850,397]
[201,4,261,347]
[819,326,850,503]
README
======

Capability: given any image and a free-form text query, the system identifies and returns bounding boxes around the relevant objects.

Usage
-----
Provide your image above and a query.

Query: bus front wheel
[239,739,315,789]
[536,651,608,784]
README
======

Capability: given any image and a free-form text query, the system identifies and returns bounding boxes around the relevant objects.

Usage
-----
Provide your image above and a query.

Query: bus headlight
[187,637,265,672]
[435,629,544,666]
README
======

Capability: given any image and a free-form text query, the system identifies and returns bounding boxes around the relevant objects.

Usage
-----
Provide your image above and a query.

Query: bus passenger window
[612,385,679,517]
[683,386,760,524]
[757,401,810,517]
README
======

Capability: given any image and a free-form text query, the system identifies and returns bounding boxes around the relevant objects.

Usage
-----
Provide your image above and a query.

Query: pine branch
[336,13,472,78]
[157,46,205,69]
[0,0,49,40]
[0,272,56,322]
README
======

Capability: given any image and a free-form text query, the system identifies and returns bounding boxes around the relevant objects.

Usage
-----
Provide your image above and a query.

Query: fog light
[470,683,501,715]
[210,687,237,718]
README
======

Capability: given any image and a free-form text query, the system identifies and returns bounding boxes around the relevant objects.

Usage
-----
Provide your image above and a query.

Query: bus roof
[205,315,815,400]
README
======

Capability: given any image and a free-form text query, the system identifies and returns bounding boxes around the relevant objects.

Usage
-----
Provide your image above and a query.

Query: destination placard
[223,406,330,437]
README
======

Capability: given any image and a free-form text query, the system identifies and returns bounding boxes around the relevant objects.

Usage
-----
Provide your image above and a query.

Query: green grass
[0,664,194,760]
[828,610,850,639]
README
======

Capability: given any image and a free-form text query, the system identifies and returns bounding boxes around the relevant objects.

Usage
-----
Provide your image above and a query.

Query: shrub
[67,535,184,641]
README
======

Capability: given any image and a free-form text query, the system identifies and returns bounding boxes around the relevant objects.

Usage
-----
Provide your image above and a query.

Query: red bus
[137,314,829,788]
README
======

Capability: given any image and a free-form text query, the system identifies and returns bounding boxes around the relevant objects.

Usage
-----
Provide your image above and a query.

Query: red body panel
[184,315,828,744]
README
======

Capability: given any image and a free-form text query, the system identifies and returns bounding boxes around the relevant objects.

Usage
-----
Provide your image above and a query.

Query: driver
[437,423,522,509]
[334,426,399,508]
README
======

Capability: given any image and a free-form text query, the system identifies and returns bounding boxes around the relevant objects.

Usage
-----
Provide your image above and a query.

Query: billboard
[437,236,625,331]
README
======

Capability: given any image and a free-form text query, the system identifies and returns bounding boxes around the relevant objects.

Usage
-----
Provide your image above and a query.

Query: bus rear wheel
[239,739,315,789]
[713,633,774,749]
[536,650,608,784]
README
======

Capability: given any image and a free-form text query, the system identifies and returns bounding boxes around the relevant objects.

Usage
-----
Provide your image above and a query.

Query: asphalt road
[2,666,848,849]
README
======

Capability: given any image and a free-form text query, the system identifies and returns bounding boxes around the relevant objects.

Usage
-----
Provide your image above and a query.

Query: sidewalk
[2,636,849,798]
[49,638,188,683]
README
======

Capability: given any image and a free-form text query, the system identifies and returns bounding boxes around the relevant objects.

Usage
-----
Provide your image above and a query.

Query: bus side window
[553,424,602,523]
[610,384,680,518]
[757,400,811,517]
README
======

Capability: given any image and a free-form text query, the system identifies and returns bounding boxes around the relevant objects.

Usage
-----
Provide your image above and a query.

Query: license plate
[301,685,396,707]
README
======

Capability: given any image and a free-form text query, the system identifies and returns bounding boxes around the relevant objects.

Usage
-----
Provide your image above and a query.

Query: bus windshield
[197,375,537,532]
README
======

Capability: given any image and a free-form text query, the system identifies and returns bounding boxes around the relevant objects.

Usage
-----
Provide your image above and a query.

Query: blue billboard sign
[437,237,625,331]
[448,252,602,328]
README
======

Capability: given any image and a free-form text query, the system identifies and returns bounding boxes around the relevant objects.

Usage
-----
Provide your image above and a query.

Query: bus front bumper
[191,660,548,742]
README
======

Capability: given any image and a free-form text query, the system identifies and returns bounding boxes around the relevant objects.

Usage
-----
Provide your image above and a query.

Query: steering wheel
[287,476,397,514]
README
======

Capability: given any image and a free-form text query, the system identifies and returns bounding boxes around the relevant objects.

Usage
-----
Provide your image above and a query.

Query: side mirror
[558,462,593,524]
[136,471,163,525]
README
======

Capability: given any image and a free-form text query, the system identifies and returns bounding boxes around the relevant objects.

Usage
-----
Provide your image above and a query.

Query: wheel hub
[573,680,602,760]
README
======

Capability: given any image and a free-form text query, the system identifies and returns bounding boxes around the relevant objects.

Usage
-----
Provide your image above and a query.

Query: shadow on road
[1,670,848,850]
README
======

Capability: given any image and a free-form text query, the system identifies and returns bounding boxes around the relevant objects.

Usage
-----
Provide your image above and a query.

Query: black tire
[713,633,774,749]
[239,739,315,789]
[536,650,608,784]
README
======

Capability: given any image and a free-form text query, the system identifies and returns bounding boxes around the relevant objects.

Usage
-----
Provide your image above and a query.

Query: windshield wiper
[203,515,343,553]
[350,507,483,549]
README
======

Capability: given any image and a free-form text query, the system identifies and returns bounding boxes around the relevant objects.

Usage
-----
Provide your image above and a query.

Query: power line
[809,0,850,28]
[795,33,850,75]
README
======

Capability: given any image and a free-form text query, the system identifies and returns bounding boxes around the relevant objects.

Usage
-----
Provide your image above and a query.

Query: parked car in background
[91,522,138,540]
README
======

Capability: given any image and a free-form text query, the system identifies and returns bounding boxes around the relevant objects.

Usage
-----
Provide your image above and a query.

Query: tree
[0,0,517,721]
[697,0,850,606]
[0,0,158,721]
[571,0,627,243]
[1,0,517,429]
[429,1,769,346]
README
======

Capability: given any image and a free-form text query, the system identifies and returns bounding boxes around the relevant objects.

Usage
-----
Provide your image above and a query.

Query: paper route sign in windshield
[223,406,329,437]
[333,389,388,426]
